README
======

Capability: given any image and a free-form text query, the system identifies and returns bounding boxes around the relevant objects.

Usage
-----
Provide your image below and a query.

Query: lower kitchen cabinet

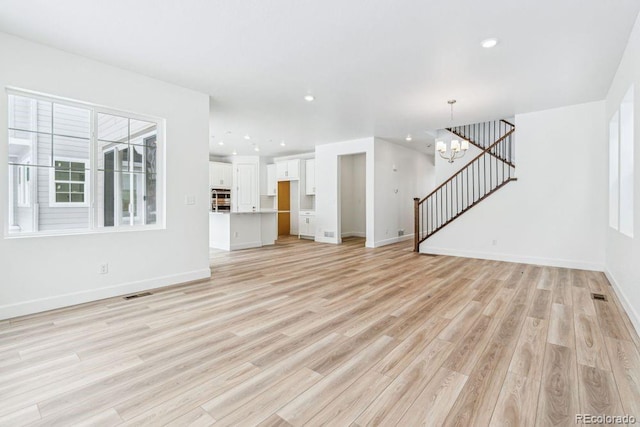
[298,211,315,239]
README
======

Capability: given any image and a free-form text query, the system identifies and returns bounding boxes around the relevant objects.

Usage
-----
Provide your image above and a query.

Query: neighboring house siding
[9,95,157,232]
[39,103,90,231]
[12,98,91,231]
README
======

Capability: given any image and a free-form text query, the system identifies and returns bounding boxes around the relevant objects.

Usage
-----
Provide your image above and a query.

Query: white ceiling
[0,0,638,157]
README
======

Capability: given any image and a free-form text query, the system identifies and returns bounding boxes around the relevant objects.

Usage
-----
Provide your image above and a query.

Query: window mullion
[90,109,96,230]
[7,90,162,236]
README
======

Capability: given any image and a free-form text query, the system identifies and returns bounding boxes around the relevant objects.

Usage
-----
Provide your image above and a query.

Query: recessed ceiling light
[218,141,224,146]
[232,150,237,155]
[254,146,260,152]
[406,134,412,141]
[244,134,251,140]
[481,38,498,48]
[304,95,315,102]
[280,141,286,147]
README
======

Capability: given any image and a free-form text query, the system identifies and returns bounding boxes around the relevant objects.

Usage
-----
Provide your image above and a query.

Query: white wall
[290,180,300,235]
[434,129,483,186]
[421,101,607,271]
[373,138,434,247]
[605,13,640,334]
[340,153,366,238]
[0,33,211,319]
[315,138,375,246]
[315,137,434,248]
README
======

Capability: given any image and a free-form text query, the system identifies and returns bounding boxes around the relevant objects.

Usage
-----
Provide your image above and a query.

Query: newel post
[413,197,420,252]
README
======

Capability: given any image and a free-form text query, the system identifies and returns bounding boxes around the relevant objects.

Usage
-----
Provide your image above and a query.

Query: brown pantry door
[277,181,290,236]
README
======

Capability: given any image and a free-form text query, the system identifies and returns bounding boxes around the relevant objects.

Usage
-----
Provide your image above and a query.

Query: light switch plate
[185,195,196,205]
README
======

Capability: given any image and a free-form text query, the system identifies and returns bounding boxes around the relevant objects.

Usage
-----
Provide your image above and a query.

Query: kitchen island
[209,211,277,251]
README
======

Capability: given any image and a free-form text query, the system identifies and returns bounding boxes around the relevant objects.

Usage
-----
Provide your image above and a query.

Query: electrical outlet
[98,263,109,274]
[184,195,196,205]
[398,229,405,236]
[492,240,498,246]
[234,231,239,237]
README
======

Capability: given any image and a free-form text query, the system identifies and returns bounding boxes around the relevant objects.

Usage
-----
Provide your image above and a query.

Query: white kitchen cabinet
[266,164,277,196]
[305,159,315,195]
[276,159,300,180]
[234,163,258,212]
[298,211,315,239]
[209,161,233,189]
[209,162,217,186]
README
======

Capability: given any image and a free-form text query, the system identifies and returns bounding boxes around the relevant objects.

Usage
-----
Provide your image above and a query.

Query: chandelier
[436,100,469,163]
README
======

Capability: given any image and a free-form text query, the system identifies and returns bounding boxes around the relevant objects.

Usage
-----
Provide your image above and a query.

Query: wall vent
[324,231,335,238]
[591,293,607,301]
[123,292,152,300]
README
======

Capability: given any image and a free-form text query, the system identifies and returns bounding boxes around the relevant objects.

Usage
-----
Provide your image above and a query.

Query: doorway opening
[339,153,366,247]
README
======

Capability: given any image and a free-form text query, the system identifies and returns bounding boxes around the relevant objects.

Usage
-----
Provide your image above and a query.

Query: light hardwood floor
[1,237,639,426]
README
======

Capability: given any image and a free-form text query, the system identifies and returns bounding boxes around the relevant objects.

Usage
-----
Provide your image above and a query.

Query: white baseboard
[315,236,339,244]
[341,231,366,238]
[230,241,263,250]
[605,269,640,338]
[0,268,212,321]
[420,245,604,271]
[373,233,414,248]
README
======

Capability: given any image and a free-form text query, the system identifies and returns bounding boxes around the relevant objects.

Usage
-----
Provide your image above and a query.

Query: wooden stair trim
[416,177,517,249]
[448,119,515,165]
[446,128,516,168]
[419,128,516,204]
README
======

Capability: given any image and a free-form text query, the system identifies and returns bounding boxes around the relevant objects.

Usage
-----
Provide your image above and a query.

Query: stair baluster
[414,119,516,251]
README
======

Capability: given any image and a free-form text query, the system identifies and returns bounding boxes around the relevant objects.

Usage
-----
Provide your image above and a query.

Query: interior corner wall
[315,137,375,246]
[340,153,366,238]
[604,12,640,334]
[0,32,211,320]
[421,101,607,271]
[373,138,434,247]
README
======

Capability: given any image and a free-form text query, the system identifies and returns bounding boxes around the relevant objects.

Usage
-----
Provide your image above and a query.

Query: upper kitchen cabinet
[305,159,315,195]
[233,161,258,212]
[266,164,277,196]
[276,159,300,180]
[209,161,233,189]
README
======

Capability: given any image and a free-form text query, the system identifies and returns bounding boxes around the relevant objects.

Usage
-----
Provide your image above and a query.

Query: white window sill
[4,224,166,239]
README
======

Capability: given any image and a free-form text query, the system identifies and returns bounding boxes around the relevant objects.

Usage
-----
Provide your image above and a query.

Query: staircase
[413,119,516,252]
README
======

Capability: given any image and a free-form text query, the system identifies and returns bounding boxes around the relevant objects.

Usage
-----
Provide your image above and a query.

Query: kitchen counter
[209,211,277,250]
[210,210,277,215]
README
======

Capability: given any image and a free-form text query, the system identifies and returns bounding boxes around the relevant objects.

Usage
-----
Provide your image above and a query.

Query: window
[619,86,634,237]
[609,112,619,230]
[50,159,88,206]
[609,85,634,238]
[6,89,164,235]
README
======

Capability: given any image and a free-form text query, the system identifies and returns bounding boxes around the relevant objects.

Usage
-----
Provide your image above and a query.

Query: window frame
[618,85,634,238]
[609,111,620,231]
[5,87,166,238]
[609,85,635,238]
[48,156,90,208]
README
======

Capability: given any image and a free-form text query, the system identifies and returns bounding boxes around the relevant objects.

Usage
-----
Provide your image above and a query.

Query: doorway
[277,181,290,237]
[339,153,366,246]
